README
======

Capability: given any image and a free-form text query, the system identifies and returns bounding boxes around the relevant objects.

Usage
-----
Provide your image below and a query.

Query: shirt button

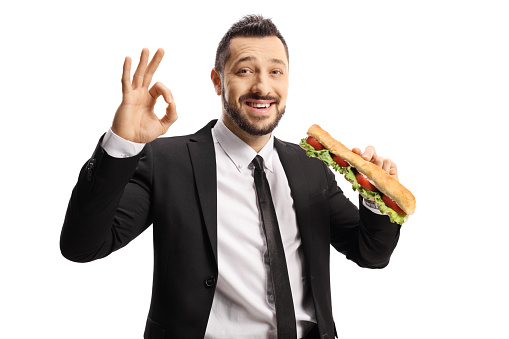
[204,275,216,287]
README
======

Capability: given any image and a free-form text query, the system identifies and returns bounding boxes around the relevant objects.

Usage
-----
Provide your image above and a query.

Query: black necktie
[251,155,297,338]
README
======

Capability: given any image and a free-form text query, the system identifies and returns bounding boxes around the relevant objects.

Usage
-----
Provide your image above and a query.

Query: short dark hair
[214,15,289,75]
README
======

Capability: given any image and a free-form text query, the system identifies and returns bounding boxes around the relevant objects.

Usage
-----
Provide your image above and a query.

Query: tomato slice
[382,195,406,215]
[306,136,325,150]
[355,172,379,192]
[332,155,349,167]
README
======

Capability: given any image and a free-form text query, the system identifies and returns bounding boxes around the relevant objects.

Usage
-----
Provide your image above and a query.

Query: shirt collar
[212,118,275,173]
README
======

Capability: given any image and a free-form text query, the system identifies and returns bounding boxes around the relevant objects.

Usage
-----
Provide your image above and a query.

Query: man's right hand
[111,48,177,143]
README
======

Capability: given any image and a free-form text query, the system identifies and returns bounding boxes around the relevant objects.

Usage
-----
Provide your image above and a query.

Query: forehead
[226,36,288,68]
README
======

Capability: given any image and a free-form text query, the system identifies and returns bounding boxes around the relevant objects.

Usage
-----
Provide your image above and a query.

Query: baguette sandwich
[300,124,415,225]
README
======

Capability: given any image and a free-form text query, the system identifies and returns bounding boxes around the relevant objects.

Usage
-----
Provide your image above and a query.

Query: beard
[222,88,286,136]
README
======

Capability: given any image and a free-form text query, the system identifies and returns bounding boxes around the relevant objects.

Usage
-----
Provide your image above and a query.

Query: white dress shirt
[205,119,316,338]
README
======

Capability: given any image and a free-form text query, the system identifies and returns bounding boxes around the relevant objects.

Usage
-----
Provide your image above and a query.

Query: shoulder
[274,138,306,158]
[150,134,194,148]
[275,138,323,166]
[148,120,216,154]
[275,138,333,179]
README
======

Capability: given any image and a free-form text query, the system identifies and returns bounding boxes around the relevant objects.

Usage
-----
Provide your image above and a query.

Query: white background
[1,0,508,338]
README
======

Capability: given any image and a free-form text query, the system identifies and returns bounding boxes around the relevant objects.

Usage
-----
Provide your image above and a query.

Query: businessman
[61,15,402,338]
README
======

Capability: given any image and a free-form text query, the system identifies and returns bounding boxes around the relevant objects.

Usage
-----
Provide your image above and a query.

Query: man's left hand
[352,146,399,181]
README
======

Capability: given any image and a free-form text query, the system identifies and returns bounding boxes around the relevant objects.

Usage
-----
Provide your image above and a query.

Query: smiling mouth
[243,99,276,113]
[246,102,272,108]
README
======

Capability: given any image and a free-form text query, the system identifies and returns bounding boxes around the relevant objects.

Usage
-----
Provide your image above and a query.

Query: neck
[221,113,271,153]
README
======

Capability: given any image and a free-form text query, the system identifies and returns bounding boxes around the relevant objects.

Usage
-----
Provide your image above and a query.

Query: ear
[210,68,222,96]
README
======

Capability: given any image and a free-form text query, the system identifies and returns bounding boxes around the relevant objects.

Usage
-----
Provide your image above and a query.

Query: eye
[237,68,252,75]
[271,69,283,75]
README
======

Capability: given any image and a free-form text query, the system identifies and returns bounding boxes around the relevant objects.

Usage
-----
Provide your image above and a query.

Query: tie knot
[251,155,264,171]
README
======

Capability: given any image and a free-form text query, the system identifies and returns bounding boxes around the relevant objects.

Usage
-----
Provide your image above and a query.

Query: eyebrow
[270,58,287,67]
[232,56,287,69]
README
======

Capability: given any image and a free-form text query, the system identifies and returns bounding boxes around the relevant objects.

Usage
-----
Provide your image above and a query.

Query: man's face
[215,36,289,136]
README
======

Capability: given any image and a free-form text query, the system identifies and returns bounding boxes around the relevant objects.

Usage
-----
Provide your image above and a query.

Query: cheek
[276,86,289,104]
[223,80,241,103]
[275,77,289,95]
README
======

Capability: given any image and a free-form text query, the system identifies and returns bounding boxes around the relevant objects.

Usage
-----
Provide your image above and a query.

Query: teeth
[247,102,271,108]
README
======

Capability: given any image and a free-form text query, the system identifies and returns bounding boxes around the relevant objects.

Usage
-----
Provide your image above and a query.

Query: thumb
[160,102,178,133]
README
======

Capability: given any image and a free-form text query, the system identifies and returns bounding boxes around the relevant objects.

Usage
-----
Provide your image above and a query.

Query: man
[61,15,401,338]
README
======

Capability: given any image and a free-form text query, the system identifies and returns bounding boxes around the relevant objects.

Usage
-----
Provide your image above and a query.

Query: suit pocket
[144,318,166,339]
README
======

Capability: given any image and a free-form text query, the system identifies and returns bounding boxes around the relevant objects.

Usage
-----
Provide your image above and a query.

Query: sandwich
[300,124,415,225]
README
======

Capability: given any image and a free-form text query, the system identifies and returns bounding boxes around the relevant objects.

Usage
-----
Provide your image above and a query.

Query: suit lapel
[274,139,314,246]
[276,139,334,336]
[187,120,218,264]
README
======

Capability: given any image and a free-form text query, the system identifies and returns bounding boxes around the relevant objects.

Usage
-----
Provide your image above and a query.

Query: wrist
[102,128,146,158]
[361,196,383,215]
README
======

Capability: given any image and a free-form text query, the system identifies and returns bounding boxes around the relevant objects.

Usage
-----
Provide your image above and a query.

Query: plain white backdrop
[1,0,508,338]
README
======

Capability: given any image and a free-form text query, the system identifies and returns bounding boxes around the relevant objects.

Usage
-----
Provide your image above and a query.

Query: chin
[225,102,286,136]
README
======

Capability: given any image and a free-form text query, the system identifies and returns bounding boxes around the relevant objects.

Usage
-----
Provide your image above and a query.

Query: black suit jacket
[61,120,400,338]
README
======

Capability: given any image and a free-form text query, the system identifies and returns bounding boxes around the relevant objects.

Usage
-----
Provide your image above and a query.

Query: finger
[361,146,376,161]
[132,48,150,88]
[381,158,399,180]
[382,158,394,173]
[160,102,178,133]
[121,56,132,95]
[390,162,398,176]
[373,155,384,167]
[143,48,165,88]
[352,147,362,155]
[148,82,174,103]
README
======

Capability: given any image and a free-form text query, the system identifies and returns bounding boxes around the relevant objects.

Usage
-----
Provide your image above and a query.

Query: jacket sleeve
[326,165,401,268]
[60,137,154,263]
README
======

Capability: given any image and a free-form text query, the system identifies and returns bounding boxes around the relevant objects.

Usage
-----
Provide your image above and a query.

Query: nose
[250,73,271,96]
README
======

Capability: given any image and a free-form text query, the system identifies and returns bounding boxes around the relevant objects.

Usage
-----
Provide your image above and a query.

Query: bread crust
[307,124,416,215]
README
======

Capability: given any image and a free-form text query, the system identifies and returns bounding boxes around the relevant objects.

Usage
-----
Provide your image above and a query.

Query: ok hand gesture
[112,48,177,143]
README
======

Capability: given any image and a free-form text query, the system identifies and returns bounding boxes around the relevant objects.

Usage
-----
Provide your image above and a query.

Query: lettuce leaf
[374,194,407,224]
[300,138,344,172]
[300,138,407,225]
